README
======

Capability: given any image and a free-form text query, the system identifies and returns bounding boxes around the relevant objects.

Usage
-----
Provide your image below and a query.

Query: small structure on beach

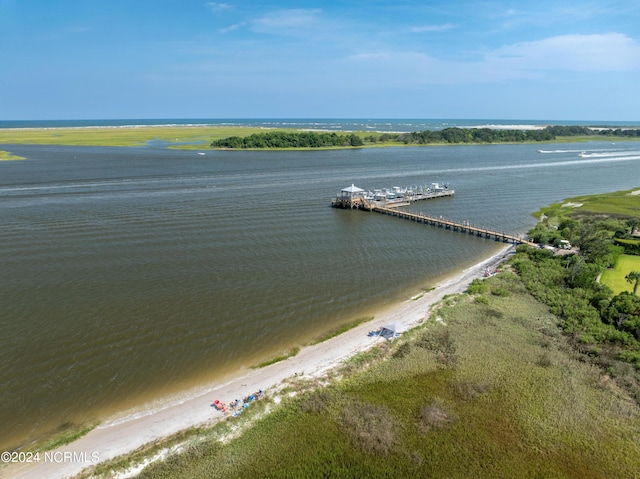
[331,184,367,209]
[369,322,406,340]
[379,322,406,341]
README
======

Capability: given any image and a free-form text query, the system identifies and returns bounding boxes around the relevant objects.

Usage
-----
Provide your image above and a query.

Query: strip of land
[5,246,515,479]
[0,124,638,151]
[0,126,276,149]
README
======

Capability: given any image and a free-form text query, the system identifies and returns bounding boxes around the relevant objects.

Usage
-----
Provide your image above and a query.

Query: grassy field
[0,126,282,149]
[0,149,25,160]
[601,254,640,294]
[106,273,640,479]
[534,188,640,219]
[1,127,637,152]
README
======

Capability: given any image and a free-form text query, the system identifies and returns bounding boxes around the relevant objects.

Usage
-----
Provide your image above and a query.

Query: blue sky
[1,0,639,120]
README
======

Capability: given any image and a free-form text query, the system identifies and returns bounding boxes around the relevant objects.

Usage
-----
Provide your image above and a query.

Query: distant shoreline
[1,123,638,151]
[3,118,640,130]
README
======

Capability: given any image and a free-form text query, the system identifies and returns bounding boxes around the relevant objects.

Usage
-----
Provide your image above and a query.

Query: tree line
[373,125,640,145]
[211,131,363,148]
[510,215,640,377]
[211,126,640,148]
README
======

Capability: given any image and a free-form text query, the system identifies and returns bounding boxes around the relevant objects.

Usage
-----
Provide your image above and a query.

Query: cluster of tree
[361,127,556,144]
[512,216,640,371]
[211,131,363,149]
[390,126,640,144]
[544,125,640,138]
[395,127,556,144]
[211,126,640,149]
[613,218,640,254]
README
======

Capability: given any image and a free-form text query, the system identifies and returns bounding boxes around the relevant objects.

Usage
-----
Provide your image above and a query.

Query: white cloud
[486,33,640,72]
[204,2,233,15]
[205,2,231,13]
[409,23,455,33]
[251,9,322,35]
[341,32,640,89]
[219,23,243,34]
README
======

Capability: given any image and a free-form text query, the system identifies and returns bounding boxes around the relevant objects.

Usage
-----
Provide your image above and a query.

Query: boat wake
[577,150,640,158]
[538,147,635,154]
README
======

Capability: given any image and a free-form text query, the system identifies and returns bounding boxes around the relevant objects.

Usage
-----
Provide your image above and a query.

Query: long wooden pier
[369,203,536,246]
[331,184,535,247]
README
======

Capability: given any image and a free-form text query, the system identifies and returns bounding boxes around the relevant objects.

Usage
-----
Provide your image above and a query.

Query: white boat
[373,189,386,201]
[392,186,405,198]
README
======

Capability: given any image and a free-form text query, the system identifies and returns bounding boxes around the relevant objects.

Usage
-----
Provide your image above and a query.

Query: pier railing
[331,185,534,247]
[370,204,536,246]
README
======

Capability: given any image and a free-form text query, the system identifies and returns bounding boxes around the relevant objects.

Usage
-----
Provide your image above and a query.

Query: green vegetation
[252,347,301,369]
[534,189,640,219]
[627,271,640,295]
[513,187,640,374]
[211,125,640,149]
[211,131,365,149]
[309,316,373,345]
[130,274,640,479]
[0,149,25,160]
[601,255,640,294]
[3,125,639,151]
[37,422,97,452]
[0,126,277,149]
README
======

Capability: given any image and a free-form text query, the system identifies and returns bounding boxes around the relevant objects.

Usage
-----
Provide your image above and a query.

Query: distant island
[211,125,640,149]
[2,123,639,151]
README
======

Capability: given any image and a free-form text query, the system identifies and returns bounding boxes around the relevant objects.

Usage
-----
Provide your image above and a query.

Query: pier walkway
[368,203,536,246]
[331,183,536,247]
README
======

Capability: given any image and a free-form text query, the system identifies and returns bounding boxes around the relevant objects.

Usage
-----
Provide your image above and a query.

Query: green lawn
[601,254,640,295]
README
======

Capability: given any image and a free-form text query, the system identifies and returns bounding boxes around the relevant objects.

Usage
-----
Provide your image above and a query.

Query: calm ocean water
[1,122,640,451]
[2,118,640,131]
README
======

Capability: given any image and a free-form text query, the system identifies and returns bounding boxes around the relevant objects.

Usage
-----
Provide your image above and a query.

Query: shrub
[418,401,457,433]
[415,327,457,367]
[340,400,397,454]
[474,295,490,305]
[491,286,511,297]
[467,279,489,294]
[449,380,490,400]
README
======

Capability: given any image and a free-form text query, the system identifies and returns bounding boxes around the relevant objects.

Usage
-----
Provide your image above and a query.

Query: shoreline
[5,244,515,479]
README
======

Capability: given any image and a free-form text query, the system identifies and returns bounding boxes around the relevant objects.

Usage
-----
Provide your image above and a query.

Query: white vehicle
[560,240,572,250]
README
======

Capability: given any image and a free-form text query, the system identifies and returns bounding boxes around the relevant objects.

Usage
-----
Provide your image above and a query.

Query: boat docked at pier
[331,182,454,209]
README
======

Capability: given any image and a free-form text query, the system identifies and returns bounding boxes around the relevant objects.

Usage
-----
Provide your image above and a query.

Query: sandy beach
[4,245,515,479]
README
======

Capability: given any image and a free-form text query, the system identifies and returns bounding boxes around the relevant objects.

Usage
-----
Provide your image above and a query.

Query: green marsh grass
[0,126,277,148]
[252,347,300,369]
[134,272,640,479]
[36,421,98,452]
[309,316,373,345]
[534,188,640,219]
[0,149,25,160]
